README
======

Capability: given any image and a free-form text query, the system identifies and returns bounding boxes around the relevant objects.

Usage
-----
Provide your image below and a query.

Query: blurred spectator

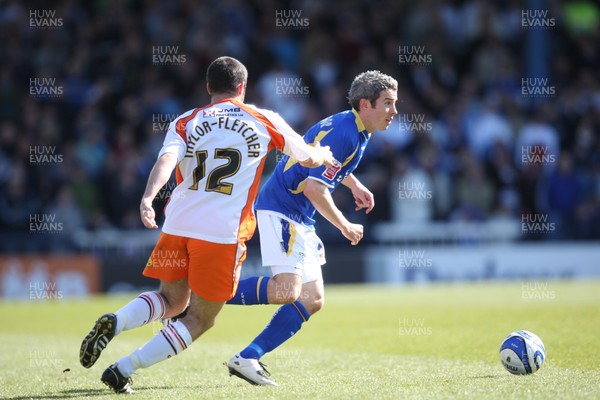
[390,155,434,223]
[514,104,561,173]
[0,166,39,231]
[45,185,85,250]
[539,152,583,238]
[256,64,309,128]
[453,153,495,220]
[467,96,513,159]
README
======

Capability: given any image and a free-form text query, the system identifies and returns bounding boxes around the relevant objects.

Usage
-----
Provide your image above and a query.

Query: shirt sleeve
[157,121,186,161]
[307,124,352,188]
[261,109,312,162]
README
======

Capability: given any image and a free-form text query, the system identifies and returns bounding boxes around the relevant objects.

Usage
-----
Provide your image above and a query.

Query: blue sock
[227,276,270,305]
[240,301,310,359]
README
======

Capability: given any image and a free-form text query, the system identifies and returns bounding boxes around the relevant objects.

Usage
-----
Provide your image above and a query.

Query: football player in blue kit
[225,70,398,385]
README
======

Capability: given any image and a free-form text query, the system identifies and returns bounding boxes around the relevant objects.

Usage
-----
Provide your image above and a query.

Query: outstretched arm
[139,153,179,229]
[266,109,334,168]
[297,142,334,168]
[303,179,363,245]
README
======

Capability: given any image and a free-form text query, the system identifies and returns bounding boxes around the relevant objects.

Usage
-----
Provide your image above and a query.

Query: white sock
[114,291,166,335]
[116,320,193,377]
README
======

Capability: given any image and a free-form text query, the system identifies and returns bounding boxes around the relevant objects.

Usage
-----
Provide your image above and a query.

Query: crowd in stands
[0,0,599,251]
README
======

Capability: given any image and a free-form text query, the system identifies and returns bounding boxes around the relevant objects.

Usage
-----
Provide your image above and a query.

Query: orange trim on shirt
[237,155,268,241]
[229,99,286,151]
[175,107,203,144]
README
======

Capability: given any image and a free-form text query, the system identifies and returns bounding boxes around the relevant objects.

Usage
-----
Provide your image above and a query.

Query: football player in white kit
[79,56,334,393]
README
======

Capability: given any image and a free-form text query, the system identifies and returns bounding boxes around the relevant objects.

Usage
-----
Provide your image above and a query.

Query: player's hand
[341,223,364,246]
[314,142,335,167]
[140,199,158,229]
[352,183,375,214]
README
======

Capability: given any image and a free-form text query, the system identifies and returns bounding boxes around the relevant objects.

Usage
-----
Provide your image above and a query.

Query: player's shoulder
[242,103,275,118]
[170,107,206,127]
[316,110,359,134]
[309,110,360,143]
[240,103,289,127]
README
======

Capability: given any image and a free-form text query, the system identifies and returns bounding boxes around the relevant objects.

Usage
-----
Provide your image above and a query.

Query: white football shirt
[158,98,313,244]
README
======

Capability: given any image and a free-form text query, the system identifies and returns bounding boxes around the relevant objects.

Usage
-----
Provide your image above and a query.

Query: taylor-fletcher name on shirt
[185,116,262,158]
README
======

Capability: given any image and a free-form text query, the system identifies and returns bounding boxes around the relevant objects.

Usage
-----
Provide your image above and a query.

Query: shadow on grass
[5,388,107,400]
[4,385,193,400]
[470,374,504,379]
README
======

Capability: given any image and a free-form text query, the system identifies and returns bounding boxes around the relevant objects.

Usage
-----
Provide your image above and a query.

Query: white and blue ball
[499,330,545,375]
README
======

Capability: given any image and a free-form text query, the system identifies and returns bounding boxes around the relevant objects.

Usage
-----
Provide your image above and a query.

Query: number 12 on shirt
[188,148,241,195]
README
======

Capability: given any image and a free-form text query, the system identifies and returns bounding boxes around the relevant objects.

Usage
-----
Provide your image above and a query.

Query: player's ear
[359,98,371,111]
[206,83,212,95]
[236,82,246,97]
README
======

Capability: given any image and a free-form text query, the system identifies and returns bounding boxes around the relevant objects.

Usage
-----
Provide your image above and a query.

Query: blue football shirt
[255,109,370,225]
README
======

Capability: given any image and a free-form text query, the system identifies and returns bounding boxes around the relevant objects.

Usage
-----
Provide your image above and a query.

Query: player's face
[362,89,398,132]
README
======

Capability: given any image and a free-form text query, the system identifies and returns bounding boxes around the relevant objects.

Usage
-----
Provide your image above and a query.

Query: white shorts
[257,210,325,283]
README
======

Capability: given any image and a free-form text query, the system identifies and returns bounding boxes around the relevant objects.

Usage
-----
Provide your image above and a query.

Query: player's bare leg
[158,279,192,318]
[296,279,325,315]
[102,292,224,393]
[254,273,324,312]
[267,273,303,304]
[177,292,225,339]
[80,279,190,369]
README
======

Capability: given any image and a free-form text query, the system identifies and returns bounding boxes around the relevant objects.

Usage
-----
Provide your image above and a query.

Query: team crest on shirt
[322,159,341,180]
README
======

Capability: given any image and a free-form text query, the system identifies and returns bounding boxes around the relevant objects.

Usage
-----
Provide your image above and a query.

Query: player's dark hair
[206,56,248,94]
[348,71,398,110]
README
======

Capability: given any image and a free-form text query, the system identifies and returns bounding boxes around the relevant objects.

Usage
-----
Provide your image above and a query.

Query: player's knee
[302,294,324,315]
[311,296,325,313]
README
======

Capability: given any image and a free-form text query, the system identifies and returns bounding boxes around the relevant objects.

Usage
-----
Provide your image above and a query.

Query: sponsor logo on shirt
[322,159,341,180]
[203,107,243,118]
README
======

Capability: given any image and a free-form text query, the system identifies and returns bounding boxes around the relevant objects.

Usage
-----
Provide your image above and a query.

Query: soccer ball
[499,330,546,375]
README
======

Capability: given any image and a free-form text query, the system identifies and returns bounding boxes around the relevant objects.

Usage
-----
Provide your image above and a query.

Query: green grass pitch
[1,281,599,399]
